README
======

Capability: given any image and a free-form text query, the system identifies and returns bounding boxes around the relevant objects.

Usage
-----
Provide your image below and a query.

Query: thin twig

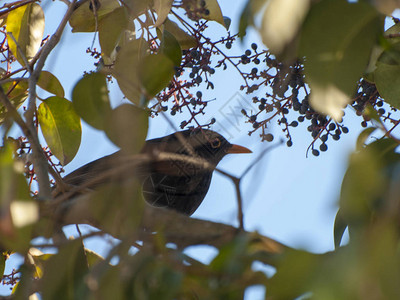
[23,0,78,199]
[7,32,33,73]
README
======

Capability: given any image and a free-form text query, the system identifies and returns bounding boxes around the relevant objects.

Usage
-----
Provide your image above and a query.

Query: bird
[59,129,252,216]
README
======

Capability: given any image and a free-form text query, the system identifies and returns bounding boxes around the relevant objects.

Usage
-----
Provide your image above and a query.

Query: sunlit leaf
[37,97,82,165]
[104,104,148,153]
[84,248,104,267]
[6,3,45,66]
[0,80,28,124]
[69,0,120,32]
[153,0,174,27]
[299,0,382,121]
[72,72,111,130]
[98,7,129,57]
[37,71,65,98]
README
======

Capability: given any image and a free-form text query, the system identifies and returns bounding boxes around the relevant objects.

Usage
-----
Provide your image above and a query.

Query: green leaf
[37,71,65,98]
[40,239,89,300]
[139,54,175,98]
[0,80,28,124]
[69,0,120,32]
[299,0,382,120]
[72,72,111,130]
[113,39,145,104]
[123,0,152,19]
[104,104,148,153]
[160,29,182,67]
[384,22,400,45]
[37,97,82,165]
[153,0,174,27]
[0,253,5,277]
[202,0,225,27]
[6,3,45,66]
[375,62,400,109]
[88,180,145,236]
[98,7,129,57]
[84,248,104,267]
[356,127,377,150]
[333,208,347,249]
[0,143,35,252]
[163,18,197,50]
[339,138,400,235]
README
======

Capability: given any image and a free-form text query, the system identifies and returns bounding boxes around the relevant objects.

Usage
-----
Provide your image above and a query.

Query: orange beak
[226,144,252,154]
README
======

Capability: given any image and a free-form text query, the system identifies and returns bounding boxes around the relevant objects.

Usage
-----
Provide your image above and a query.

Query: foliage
[0,0,399,299]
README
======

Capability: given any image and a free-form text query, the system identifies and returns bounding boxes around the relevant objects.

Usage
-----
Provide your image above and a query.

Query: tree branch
[22,0,77,199]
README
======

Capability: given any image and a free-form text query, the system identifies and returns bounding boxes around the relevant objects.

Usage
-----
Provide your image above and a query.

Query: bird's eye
[210,138,221,148]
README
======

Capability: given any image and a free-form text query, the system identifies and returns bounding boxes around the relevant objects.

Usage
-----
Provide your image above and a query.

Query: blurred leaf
[210,234,252,275]
[223,16,231,30]
[37,71,65,98]
[153,0,174,27]
[72,72,111,130]
[299,0,382,121]
[369,0,400,15]
[0,253,6,277]
[356,127,377,150]
[339,138,400,235]
[159,30,182,67]
[384,22,400,44]
[0,143,34,252]
[37,97,82,165]
[28,248,54,278]
[139,54,175,98]
[98,7,129,57]
[163,18,197,50]
[363,104,383,126]
[261,0,309,56]
[123,0,151,19]
[375,62,400,109]
[69,0,120,32]
[113,39,145,104]
[88,180,145,236]
[377,42,400,65]
[6,3,45,66]
[85,248,104,267]
[104,104,148,153]
[268,249,320,298]
[40,239,89,300]
[333,208,347,249]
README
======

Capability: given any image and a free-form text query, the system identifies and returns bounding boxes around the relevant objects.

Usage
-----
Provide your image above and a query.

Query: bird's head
[143,129,252,166]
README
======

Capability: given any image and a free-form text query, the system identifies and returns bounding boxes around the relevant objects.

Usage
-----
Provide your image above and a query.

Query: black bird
[60,129,251,216]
